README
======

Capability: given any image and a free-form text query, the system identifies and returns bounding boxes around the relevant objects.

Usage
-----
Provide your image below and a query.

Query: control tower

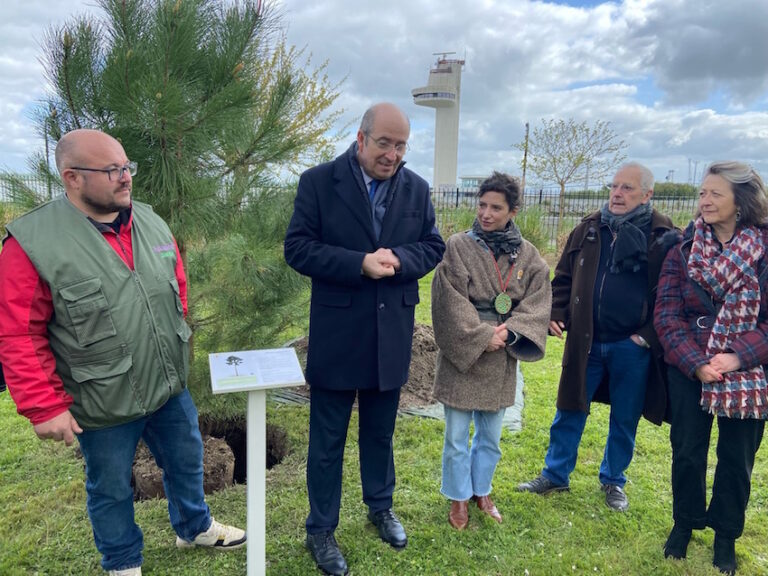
[412,53,465,190]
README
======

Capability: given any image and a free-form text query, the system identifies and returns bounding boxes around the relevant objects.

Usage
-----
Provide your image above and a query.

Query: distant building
[459,175,487,188]
[412,53,464,191]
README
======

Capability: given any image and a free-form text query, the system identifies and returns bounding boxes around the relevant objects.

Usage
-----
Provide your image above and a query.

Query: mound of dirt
[289,323,438,409]
[132,436,234,500]
[127,324,440,499]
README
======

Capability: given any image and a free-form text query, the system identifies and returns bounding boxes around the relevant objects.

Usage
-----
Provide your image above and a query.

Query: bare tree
[516,118,627,222]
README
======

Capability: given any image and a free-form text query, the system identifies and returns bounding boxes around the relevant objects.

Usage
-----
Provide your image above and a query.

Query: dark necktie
[368,179,379,202]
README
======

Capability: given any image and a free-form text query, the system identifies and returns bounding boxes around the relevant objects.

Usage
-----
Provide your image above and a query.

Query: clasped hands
[362,248,401,279]
[695,353,741,383]
[485,324,509,352]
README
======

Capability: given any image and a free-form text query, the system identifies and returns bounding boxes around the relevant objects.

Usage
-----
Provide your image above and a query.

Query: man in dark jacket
[284,102,445,575]
[518,162,674,512]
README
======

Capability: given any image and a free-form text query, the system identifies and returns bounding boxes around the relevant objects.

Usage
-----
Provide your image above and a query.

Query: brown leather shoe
[473,495,502,523]
[448,500,469,530]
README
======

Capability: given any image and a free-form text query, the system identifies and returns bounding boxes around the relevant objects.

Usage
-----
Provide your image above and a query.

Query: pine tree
[29,0,344,416]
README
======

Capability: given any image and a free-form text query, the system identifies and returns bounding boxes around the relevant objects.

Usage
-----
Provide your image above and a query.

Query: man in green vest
[0,129,245,576]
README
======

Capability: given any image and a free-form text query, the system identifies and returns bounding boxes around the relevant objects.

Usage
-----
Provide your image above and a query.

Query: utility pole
[520,121,529,205]
[44,120,52,200]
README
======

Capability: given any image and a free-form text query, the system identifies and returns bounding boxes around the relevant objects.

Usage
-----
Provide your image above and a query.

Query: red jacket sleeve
[0,237,73,424]
[174,239,188,317]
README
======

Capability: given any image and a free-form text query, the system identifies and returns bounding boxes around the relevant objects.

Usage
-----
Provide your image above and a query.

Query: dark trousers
[305,386,401,534]
[667,367,764,539]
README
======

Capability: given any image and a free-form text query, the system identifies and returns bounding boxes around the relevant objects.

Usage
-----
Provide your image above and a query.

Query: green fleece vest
[7,196,192,429]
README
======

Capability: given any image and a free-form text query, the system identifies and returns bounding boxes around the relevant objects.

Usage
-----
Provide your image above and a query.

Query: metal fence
[2,176,696,251]
[0,174,62,202]
[432,186,697,248]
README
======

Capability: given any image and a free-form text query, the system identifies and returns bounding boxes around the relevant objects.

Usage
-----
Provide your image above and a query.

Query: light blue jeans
[441,405,507,501]
[77,389,211,572]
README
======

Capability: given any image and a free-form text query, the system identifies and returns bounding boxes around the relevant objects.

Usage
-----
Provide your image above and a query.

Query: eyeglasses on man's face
[70,161,137,181]
[365,134,409,155]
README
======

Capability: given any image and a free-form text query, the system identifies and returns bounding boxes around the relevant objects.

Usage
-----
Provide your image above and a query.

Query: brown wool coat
[432,232,552,412]
[552,209,675,424]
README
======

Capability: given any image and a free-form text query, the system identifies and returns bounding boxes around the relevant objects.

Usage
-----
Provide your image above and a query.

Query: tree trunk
[557,183,566,230]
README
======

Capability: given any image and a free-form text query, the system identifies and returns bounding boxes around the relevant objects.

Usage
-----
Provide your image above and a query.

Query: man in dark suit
[284,102,445,576]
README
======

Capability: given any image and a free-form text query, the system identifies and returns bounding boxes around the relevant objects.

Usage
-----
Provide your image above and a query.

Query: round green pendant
[494,292,512,315]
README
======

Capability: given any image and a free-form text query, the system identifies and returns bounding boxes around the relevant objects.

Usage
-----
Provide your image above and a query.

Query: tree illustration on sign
[226,355,244,376]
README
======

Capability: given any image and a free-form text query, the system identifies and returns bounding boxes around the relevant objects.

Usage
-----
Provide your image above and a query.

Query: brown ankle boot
[448,500,469,530]
[474,494,502,523]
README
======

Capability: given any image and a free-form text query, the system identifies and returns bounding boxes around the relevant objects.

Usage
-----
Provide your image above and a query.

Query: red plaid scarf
[688,218,768,419]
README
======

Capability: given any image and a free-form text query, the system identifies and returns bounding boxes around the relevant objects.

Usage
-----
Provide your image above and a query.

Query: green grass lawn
[1,274,767,575]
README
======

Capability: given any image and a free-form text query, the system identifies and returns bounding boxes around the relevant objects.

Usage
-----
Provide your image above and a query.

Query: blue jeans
[441,405,507,501]
[542,337,649,488]
[77,389,211,572]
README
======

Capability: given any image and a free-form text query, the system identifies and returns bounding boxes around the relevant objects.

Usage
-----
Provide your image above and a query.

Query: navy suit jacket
[284,146,445,391]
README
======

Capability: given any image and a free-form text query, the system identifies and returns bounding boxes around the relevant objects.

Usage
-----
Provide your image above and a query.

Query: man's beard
[82,186,131,214]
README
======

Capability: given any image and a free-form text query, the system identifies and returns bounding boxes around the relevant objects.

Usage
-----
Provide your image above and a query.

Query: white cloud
[631,0,768,107]
[1,0,768,188]
[0,0,92,172]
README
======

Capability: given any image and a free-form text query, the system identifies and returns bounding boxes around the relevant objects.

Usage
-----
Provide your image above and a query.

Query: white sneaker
[176,517,247,550]
[108,568,141,576]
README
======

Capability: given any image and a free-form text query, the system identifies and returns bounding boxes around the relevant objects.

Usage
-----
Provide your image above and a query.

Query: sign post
[209,348,305,576]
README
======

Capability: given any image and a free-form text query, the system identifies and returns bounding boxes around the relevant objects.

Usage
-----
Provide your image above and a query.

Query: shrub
[515,206,549,254]
[653,182,698,198]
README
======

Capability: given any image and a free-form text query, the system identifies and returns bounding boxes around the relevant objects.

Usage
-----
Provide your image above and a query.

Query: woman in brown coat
[432,172,551,529]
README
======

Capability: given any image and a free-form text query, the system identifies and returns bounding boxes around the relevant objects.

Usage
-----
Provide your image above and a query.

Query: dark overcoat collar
[330,142,409,246]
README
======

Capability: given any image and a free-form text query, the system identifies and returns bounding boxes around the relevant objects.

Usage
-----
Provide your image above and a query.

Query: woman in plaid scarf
[654,161,768,575]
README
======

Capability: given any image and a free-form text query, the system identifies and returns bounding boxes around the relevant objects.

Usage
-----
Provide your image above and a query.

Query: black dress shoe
[368,509,407,549]
[663,525,692,559]
[306,531,348,576]
[713,534,737,575]
[516,474,569,495]
[601,484,629,512]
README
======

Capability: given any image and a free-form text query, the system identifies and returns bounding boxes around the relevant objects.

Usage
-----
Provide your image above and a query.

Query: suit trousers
[305,386,401,534]
[667,366,765,539]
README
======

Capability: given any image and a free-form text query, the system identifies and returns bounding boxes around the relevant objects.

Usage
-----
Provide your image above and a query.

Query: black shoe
[517,475,569,495]
[305,531,348,576]
[713,534,737,575]
[601,484,629,512]
[368,509,407,549]
[663,525,692,559]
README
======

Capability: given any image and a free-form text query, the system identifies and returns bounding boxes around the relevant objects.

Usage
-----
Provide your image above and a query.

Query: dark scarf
[471,218,522,259]
[600,201,653,273]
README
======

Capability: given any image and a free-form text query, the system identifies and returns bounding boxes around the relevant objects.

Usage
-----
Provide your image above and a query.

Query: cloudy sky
[2,0,768,189]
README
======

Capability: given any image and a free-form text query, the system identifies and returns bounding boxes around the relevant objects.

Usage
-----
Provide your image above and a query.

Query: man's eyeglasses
[365,134,408,154]
[70,161,137,181]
